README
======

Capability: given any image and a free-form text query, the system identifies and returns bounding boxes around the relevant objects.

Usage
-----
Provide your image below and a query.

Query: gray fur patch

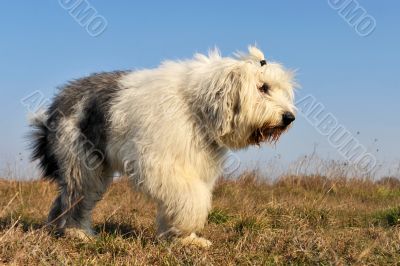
[33,71,127,180]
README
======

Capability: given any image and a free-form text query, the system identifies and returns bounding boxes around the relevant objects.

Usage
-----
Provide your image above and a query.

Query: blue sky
[0,1,399,177]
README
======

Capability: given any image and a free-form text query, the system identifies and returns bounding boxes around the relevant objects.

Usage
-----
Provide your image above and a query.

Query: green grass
[373,207,400,227]
[208,209,231,224]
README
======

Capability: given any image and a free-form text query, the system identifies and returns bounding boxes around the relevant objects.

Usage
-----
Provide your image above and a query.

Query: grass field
[1,173,400,265]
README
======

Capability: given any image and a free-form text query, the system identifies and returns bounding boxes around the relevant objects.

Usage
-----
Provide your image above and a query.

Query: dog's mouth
[248,125,289,146]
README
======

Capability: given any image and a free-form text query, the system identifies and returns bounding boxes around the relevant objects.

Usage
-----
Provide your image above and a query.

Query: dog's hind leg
[44,114,115,238]
[47,168,113,239]
[62,168,113,239]
[47,190,67,230]
[49,131,113,237]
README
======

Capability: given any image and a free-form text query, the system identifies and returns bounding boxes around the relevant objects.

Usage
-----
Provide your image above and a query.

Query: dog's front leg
[153,178,212,248]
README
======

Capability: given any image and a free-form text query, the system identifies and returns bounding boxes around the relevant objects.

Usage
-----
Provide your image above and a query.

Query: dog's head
[193,46,296,149]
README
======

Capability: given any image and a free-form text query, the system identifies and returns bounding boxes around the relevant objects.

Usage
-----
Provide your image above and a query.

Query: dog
[29,46,296,247]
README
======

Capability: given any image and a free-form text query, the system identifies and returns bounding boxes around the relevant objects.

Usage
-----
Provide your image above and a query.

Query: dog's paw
[64,228,94,241]
[179,233,212,248]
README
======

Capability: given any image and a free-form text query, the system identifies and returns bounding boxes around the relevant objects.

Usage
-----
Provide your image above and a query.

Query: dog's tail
[29,109,60,181]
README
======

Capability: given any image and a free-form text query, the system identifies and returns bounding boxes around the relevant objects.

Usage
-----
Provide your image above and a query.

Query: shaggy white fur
[107,46,296,245]
[30,46,296,247]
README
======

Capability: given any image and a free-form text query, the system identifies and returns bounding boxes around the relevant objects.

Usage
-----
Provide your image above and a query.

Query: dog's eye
[259,83,270,94]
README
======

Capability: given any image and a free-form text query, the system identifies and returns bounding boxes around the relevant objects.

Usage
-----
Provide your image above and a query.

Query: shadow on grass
[0,215,43,232]
[0,214,149,241]
[94,221,147,239]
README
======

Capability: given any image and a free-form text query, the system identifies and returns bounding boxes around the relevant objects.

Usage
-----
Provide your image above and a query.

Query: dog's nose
[282,112,295,126]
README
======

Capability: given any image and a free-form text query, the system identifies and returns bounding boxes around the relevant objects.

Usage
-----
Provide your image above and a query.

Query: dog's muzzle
[249,112,295,145]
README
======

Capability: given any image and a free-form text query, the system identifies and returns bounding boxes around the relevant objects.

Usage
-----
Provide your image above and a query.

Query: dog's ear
[195,65,244,139]
[213,69,242,137]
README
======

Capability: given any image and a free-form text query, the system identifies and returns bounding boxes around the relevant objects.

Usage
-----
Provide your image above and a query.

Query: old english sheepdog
[29,46,296,247]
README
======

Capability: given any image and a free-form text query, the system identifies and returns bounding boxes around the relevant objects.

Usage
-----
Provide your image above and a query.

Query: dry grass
[1,173,400,265]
